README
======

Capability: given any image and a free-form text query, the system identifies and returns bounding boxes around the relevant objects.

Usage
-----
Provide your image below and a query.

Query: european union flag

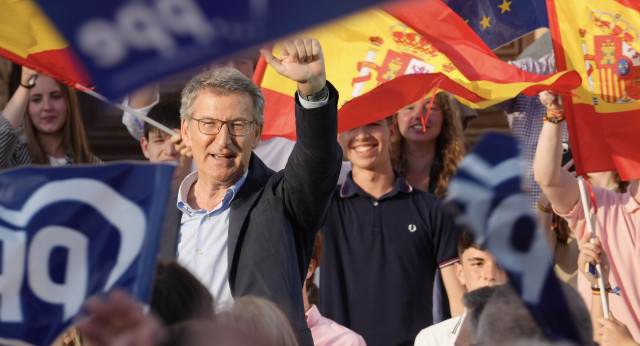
[444,0,548,50]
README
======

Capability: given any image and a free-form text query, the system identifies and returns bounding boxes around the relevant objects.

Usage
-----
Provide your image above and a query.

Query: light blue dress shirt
[176,169,248,310]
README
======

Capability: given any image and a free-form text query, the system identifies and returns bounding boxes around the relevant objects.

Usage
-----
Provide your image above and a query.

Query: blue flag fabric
[0,163,174,346]
[35,0,388,100]
[444,0,548,50]
[445,132,582,343]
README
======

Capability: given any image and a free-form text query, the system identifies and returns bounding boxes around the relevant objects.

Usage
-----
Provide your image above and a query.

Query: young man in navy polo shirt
[319,118,465,346]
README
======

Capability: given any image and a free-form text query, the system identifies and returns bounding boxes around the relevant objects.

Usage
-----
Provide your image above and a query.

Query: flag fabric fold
[547,0,640,180]
[255,0,581,140]
[0,163,174,346]
[33,0,389,100]
[444,0,548,50]
[0,0,90,87]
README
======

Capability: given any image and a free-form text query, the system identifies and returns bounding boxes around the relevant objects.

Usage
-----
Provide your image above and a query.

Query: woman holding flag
[0,66,100,168]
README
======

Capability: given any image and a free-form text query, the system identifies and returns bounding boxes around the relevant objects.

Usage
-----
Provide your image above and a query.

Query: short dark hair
[458,228,481,258]
[144,99,181,139]
[150,261,214,326]
[306,232,323,306]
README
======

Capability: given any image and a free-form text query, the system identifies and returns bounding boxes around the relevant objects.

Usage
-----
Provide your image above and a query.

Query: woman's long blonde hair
[23,80,95,164]
[390,91,465,197]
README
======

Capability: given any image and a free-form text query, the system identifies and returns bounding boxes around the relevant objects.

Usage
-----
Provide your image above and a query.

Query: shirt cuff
[121,93,160,141]
[297,91,329,109]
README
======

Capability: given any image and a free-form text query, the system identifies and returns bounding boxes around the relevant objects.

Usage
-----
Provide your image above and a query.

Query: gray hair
[180,68,265,125]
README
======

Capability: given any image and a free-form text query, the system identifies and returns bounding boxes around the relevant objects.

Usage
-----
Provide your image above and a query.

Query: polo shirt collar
[622,189,640,213]
[340,170,413,199]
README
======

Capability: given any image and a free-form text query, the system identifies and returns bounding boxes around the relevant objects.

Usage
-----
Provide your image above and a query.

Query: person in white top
[415,229,508,346]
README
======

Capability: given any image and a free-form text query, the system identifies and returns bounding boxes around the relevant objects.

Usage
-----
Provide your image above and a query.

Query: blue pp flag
[444,0,548,50]
[0,163,174,346]
[35,0,388,100]
[445,132,582,343]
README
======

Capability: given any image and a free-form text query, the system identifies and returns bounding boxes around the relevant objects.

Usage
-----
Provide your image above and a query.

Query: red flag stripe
[0,47,90,87]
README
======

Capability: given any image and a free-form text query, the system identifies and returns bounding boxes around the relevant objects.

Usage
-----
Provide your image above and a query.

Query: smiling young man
[414,229,508,346]
[157,38,342,346]
[319,117,465,346]
[140,99,193,190]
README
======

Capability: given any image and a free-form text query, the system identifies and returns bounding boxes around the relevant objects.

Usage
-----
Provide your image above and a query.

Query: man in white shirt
[415,229,508,346]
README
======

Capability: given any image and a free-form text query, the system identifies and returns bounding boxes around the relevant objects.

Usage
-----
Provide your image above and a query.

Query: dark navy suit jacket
[158,83,341,346]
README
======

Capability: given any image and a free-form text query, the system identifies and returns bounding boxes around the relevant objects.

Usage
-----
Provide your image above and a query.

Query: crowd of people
[1,35,639,346]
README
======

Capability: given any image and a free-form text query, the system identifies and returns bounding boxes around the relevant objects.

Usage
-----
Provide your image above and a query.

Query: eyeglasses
[191,118,255,136]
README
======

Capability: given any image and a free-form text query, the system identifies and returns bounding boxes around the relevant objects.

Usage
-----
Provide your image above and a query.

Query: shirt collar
[339,170,413,199]
[177,169,249,215]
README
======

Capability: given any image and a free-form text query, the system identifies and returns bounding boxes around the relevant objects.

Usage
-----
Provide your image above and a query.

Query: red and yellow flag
[548,0,640,180]
[254,0,581,140]
[0,0,89,86]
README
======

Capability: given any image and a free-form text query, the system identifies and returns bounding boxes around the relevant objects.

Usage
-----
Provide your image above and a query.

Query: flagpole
[577,176,610,319]
[76,85,178,137]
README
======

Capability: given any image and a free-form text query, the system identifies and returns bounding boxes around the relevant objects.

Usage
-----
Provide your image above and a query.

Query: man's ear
[252,123,263,149]
[455,262,466,287]
[181,118,192,147]
[140,138,151,159]
[389,121,397,139]
[306,259,318,280]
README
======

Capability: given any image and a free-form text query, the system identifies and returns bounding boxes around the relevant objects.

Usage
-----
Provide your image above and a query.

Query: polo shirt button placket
[373,201,379,206]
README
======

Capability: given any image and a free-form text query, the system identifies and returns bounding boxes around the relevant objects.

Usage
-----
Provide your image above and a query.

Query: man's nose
[214,123,232,145]
[484,264,499,281]
[353,126,371,139]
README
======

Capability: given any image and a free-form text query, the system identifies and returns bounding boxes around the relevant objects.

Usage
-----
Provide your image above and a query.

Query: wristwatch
[299,85,329,102]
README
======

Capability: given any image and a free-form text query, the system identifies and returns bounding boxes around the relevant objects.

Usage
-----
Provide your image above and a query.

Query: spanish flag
[0,0,89,86]
[254,0,581,140]
[548,0,640,181]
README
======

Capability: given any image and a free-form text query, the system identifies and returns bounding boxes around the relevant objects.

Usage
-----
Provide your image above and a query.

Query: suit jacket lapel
[157,187,181,261]
[227,154,273,291]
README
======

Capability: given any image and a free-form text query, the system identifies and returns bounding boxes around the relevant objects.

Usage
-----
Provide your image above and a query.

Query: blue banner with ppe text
[0,163,174,346]
[35,0,389,100]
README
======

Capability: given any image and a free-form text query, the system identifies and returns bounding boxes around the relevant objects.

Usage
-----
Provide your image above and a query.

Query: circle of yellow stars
[473,0,512,31]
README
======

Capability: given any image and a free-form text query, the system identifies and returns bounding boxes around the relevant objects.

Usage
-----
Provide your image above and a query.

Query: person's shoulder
[414,323,443,346]
[409,188,447,208]
[311,311,366,346]
[414,316,460,346]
